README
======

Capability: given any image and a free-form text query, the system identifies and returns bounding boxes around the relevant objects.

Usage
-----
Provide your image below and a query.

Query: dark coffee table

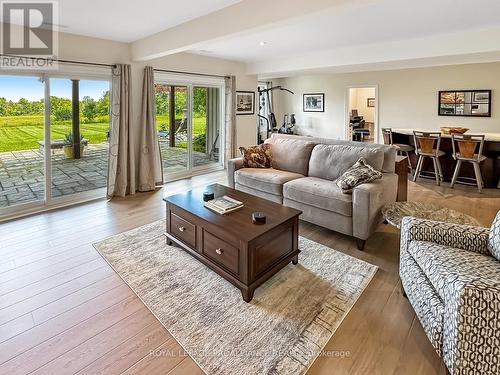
[163,184,302,302]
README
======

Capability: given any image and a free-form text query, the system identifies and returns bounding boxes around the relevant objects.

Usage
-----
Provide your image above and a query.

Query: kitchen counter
[392,129,500,142]
[391,129,500,188]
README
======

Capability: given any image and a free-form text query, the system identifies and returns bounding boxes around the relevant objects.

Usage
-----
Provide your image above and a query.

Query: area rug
[93,221,377,375]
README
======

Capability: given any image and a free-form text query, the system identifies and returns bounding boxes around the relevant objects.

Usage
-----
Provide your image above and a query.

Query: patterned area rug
[93,221,377,375]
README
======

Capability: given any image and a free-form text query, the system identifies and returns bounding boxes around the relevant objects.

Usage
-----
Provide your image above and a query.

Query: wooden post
[71,79,81,159]
[169,85,175,148]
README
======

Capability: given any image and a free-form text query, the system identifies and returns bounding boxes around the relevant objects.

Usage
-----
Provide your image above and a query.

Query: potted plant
[63,132,86,159]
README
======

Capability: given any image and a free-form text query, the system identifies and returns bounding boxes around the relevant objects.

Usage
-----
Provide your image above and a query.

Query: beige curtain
[107,64,135,198]
[138,66,163,191]
[225,75,237,165]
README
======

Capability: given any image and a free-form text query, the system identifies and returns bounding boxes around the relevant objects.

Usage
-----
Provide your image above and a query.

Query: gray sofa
[400,213,500,374]
[228,134,398,249]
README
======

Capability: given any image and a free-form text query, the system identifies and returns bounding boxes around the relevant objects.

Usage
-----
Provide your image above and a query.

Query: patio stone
[0,142,218,209]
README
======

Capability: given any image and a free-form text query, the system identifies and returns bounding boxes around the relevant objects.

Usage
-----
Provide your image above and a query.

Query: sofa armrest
[443,280,500,374]
[352,173,398,240]
[400,217,490,256]
[227,157,244,188]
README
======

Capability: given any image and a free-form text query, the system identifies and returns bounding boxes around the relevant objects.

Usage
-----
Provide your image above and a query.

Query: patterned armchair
[400,211,500,375]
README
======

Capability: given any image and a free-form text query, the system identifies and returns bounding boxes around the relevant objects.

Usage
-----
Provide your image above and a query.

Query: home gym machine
[257,85,294,144]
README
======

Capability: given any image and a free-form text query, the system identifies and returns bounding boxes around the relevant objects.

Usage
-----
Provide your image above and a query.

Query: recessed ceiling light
[259,41,267,46]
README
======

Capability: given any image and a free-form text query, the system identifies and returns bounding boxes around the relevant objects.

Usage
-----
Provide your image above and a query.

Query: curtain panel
[225,75,237,165]
[107,64,135,198]
[138,66,163,191]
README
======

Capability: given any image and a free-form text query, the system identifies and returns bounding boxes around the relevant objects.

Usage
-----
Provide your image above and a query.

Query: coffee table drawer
[170,212,196,248]
[203,231,239,275]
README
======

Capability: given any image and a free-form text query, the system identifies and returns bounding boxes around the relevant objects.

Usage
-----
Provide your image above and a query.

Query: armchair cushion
[408,240,500,301]
[400,217,490,256]
[488,211,500,261]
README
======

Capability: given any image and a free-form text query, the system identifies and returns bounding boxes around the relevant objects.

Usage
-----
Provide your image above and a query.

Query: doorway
[345,85,378,144]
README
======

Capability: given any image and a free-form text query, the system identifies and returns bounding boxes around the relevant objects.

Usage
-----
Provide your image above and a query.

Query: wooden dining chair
[413,131,444,185]
[381,128,414,173]
[450,134,486,193]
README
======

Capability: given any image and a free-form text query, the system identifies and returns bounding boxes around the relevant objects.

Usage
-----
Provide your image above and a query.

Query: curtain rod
[0,54,116,68]
[153,68,229,79]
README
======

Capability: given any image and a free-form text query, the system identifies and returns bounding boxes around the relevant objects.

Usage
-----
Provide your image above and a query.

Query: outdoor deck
[0,143,216,208]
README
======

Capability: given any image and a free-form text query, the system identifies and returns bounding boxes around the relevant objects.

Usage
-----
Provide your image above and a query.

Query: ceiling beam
[248,27,500,77]
[130,0,360,61]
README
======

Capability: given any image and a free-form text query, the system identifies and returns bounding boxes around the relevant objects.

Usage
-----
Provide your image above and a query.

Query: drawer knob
[215,248,223,255]
[178,226,186,232]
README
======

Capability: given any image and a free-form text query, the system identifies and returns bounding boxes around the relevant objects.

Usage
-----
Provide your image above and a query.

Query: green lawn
[0,115,109,152]
[156,115,206,134]
[0,115,208,153]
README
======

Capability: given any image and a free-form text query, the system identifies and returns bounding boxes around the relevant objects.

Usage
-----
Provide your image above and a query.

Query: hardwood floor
[0,171,498,375]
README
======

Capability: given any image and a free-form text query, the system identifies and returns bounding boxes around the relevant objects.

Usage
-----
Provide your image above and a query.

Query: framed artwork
[367,97,375,107]
[438,90,491,117]
[236,91,255,115]
[303,93,324,112]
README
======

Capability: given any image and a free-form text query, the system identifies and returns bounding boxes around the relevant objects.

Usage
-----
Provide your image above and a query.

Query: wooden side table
[395,155,408,201]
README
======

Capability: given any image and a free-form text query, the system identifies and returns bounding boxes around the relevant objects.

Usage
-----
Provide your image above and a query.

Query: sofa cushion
[488,211,500,261]
[264,137,316,175]
[266,134,397,173]
[234,168,303,196]
[283,177,353,216]
[239,144,272,168]
[407,240,500,301]
[336,158,383,193]
[308,144,385,181]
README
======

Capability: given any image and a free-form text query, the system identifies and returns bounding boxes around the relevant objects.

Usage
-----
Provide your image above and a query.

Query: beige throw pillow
[336,158,382,194]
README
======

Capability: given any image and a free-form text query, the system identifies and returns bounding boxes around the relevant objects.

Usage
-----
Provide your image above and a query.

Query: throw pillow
[488,210,500,260]
[239,144,272,168]
[336,157,382,194]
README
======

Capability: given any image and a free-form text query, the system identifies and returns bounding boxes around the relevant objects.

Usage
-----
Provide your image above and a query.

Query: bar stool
[413,131,444,185]
[381,128,414,173]
[450,134,486,193]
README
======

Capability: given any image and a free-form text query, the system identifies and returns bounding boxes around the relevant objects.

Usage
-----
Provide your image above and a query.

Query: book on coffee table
[204,195,243,215]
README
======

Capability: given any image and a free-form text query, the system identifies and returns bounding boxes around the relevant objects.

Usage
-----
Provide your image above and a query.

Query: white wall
[273,62,500,140]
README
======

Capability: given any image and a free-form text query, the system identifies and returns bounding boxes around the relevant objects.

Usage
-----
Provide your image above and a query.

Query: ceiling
[56,0,242,42]
[187,0,500,62]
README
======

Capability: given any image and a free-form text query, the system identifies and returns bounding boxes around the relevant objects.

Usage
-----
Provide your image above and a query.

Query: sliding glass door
[0,75,46,209]
[49,78,110,200]
[154,75,224,181]
[192,86,221,168]
[0,72,111,219]
[156,84,189,174]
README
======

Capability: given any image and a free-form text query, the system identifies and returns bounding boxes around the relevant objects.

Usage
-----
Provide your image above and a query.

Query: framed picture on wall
[367,97,375,107]
[303,93,324,112]
[236,91,255,115]
[438,90,491,117]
